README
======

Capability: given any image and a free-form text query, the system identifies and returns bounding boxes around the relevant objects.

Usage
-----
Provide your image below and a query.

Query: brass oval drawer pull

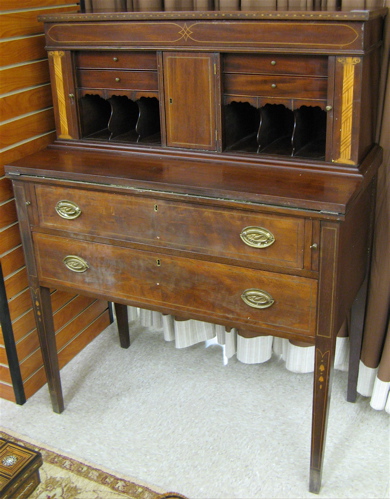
[55,200,82,220]
[271,83,277,89]
[240,226,275,248]
[63,255,89,273]
[241,289,275,309]
[115,77,121,82]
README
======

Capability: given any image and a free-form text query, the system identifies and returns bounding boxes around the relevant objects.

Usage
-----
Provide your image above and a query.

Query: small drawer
[77,69,158,91]
[224,73,327,100]
[35,185,306,269]
[223,54,328,77]
[34,233,317,337]
[76,51,158,70]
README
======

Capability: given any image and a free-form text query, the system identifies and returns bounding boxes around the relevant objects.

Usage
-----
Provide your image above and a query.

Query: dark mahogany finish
[5,9,387,494]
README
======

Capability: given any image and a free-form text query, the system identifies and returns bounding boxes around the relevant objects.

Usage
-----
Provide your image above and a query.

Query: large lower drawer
[35,184,307,269]
[34,233,317,337]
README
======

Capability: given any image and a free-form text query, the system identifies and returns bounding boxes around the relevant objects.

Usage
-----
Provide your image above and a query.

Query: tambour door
[163,52,219,151]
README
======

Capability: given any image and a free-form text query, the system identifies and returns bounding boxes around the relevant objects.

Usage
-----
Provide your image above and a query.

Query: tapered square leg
[309,341,336,493]
[309,223,338,493]
[114,303,130,349]
[31,286,64,413]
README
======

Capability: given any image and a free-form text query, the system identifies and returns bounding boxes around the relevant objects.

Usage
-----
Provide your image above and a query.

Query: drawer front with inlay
[34,233,317,337]
[224,74,327,100]
[77,69,158,91]
[35,185,307,268]
[223,54,328,77]
[76,51,158,70]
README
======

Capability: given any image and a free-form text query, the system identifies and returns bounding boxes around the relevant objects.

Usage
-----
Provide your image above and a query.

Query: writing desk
[5,9,387,493]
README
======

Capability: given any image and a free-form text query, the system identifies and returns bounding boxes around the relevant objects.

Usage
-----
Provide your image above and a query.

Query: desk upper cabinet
[42,10,385,167]
[5,9,387,495]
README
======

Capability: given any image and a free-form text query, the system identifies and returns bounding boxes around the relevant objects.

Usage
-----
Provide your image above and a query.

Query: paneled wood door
[163,52,219,151]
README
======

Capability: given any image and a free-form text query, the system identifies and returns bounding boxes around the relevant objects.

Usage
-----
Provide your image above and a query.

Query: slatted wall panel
[0,1,112,403]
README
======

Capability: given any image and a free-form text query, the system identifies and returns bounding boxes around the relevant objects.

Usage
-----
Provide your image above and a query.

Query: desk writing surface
[7,146,368,215]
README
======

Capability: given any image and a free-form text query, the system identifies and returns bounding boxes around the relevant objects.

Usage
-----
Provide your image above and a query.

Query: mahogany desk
[5,9,387,493]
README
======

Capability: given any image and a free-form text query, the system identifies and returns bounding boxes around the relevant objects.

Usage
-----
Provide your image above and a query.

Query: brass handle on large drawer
[63,255,89,273]
[240,226,275,248]
[55,200,82,220]
[241,289,275,309]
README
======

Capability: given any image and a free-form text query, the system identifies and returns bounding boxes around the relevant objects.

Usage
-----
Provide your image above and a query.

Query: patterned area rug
[0,430,186,499]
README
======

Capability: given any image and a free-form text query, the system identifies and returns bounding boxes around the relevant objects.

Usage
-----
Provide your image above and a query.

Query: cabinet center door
[163,52,218,151]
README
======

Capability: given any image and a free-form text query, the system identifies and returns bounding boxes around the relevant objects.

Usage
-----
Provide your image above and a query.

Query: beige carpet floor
[0,320,389,499]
